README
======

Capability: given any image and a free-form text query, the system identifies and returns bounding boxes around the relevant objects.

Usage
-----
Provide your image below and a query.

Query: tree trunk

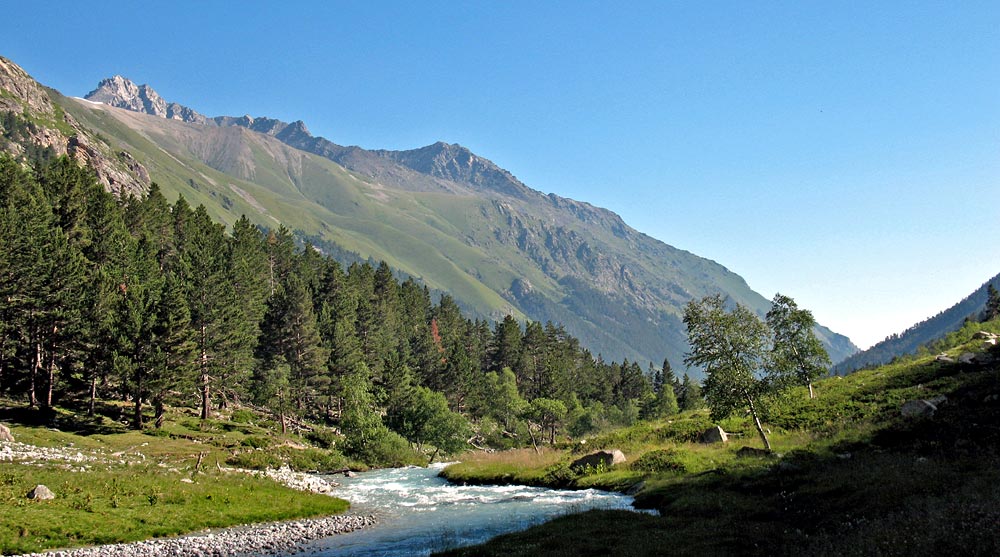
[29,339,40,408]
[526,421,540,454]
[133,371,143,429]
[200,325,210,420]
[154,397,165,429]
[808,382,815,399]
[133,394,143,429]
[45,335,57,409]
[89,376,98,416]
[745,391,771,451]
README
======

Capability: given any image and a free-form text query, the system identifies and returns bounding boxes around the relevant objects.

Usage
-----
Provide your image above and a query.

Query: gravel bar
[16,514,377,557]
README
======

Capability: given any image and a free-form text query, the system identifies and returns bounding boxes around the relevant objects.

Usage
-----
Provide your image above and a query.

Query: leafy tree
[684,294,774,450]
[766,293,830,399]
[530,397,567,444]
[340,361,387,458]
[390,384,470,462]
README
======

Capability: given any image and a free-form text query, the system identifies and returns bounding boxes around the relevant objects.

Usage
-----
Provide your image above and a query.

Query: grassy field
[0,404,356,555]
[438,321,1000,555]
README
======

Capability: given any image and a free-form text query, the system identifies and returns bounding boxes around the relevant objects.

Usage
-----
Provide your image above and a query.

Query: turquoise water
[300,462,640,556]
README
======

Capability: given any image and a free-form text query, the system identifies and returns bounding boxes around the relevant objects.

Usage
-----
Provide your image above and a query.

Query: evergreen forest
[0,155,686,465]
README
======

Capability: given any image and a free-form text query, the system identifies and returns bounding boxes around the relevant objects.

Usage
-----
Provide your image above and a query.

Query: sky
[3,1,998,349]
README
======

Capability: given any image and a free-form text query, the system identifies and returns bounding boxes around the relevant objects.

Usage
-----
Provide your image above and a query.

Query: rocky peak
[380,141,535,200]
[85,76,206,124]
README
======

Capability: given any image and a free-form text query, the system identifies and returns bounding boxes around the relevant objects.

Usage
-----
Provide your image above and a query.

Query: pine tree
[220,216,269,407]
[983,285,1000,322]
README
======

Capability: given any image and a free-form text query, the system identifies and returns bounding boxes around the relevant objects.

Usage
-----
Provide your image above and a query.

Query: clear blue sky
[4,1,999,349]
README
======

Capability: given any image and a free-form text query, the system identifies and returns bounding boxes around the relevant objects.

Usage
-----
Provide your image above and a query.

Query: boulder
[570,449,627,471]
[736,446,772,458]
[27,485,55,500]
[700,425,728,444]
[0,423,13,443]
[959,352,976,364]
[972,331,998,340]
[935,354,954,363]
[901,399,937,418]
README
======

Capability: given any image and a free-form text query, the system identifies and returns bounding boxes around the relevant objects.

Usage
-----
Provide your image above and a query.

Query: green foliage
[631,449,688,473]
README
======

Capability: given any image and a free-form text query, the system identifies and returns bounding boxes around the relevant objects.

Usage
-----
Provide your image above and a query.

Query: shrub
[632,449,688,473]
[240,436,272,449]
[304,428,341,450]
[655,416,714,443]
[226,451,282,470]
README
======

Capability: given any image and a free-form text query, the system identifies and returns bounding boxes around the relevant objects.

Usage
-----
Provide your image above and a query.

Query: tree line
[0,156,692,462]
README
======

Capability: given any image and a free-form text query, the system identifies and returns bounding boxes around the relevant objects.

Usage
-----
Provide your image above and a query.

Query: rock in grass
[0,423,13,442]
[27,484,55,500]
[700,425,728,444]
[900,399,937,418]
[736,446,772,458]
[571,449,627,471]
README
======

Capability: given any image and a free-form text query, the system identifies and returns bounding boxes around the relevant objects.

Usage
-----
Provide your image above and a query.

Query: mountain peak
[86,76,206,124]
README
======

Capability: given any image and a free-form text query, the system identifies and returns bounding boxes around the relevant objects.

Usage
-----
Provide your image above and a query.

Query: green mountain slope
[833,271,1000,374]
[1,58,857,371]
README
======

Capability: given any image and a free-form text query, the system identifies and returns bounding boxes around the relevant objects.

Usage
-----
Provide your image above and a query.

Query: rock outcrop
[0,423,13,443]
[0,57,150,197]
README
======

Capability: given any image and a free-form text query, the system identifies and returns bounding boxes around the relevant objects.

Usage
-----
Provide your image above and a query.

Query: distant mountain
[3,60,857,372]
[833,271,1000,374]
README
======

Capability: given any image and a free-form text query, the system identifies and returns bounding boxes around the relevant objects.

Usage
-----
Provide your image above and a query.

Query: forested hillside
[833,273,1000,374]
[0,155,677,464]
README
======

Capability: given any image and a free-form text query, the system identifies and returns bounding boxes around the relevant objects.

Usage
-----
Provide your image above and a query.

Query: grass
[437,326,1000,555]
[0,464,349,555]
[0,402,358,555]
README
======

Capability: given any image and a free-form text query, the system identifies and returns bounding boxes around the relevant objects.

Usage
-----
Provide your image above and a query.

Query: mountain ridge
[4,64,858,371]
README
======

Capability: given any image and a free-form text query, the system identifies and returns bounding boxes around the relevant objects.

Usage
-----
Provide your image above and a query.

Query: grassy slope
[0,405,358,555]
[437,320,1000,556]
[56,95,855,368]
[58,95,525,322]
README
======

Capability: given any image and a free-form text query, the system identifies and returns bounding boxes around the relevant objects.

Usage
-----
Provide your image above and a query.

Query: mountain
[0,58,148,196]
[2,58,857,372]
[833,271,1000,374]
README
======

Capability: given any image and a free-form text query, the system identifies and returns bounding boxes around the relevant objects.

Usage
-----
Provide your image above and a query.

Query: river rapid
[298,462,639,556]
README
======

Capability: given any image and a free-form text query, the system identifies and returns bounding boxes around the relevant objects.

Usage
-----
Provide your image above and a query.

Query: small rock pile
[16,514,377,557]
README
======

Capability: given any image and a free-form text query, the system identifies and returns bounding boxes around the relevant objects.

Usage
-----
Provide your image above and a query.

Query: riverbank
[14,514,377,557]
[0,406,363,555]
[438,334,1000,555]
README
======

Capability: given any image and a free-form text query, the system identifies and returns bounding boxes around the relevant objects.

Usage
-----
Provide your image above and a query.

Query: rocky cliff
[0,58,149,197]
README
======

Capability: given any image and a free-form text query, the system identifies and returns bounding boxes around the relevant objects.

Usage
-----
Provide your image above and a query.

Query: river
[297,462,640,556]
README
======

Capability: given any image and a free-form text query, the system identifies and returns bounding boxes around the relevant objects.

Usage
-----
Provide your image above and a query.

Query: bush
[359,430,425,468]
[632,449,688,473]
[229,409,257,424]
[655,416,714,443]
[304,428,341,450]
[240,436,272,449]
[226,451,282,470]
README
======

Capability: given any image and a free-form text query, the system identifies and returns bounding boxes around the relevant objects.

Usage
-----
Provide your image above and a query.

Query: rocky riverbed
[15,514,377,557]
